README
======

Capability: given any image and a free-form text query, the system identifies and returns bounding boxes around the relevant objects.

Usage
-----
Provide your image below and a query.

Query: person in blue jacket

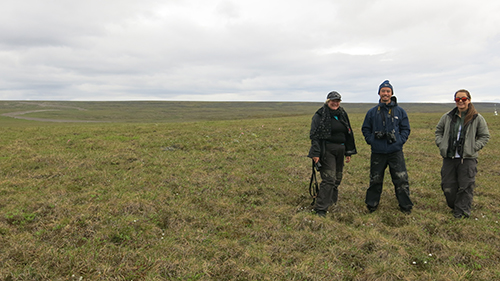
[361,80,413,214]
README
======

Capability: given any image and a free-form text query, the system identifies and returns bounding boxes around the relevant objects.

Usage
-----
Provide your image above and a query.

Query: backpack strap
[309,159,319,206]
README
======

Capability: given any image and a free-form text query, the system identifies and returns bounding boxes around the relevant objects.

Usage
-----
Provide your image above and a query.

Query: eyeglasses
[455,97,469,102]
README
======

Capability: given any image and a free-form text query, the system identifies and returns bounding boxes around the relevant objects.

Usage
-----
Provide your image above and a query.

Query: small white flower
[412,261,417,265]
[429,254,432,256]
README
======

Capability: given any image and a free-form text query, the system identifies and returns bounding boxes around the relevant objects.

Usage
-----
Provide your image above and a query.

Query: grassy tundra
[0,101,499,280]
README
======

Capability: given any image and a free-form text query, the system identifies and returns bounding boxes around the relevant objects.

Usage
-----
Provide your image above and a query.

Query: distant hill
[0,101,497,124]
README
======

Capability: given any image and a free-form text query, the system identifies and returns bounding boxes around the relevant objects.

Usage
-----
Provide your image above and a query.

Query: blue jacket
[362,96,410,154]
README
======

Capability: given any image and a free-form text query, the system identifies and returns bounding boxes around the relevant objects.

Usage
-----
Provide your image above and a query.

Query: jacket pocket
[366,134,374,145]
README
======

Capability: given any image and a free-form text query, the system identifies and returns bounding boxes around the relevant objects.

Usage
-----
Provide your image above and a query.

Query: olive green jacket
[435,107,490,159]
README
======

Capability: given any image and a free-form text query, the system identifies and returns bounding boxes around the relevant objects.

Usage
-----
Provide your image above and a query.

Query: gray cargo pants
[441,158,477,218]
[315,143,345,212]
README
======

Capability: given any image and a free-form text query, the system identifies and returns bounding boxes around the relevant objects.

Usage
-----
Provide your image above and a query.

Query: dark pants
[315,143,345,211]
[365,151,413,211]
[441,158,477,218]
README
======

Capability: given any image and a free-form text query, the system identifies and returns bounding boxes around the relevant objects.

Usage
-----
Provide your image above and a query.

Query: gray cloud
[1,0,499,102]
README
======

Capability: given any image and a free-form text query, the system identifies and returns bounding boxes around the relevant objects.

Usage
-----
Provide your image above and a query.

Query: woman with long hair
[435,89,490,218]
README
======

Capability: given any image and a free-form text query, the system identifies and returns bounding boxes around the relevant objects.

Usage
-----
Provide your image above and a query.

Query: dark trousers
[365,151,413,211]
[315,143,345,211]
[441,158,477,218]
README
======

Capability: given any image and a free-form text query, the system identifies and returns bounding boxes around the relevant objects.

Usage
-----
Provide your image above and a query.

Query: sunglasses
[455,97,469,102]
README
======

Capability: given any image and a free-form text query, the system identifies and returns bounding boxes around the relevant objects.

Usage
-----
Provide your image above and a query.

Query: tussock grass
[0,103,499,280]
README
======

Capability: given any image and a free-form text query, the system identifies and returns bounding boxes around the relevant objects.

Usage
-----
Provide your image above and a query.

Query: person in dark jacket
[361,80,413,214]
[308,91,357,217]
[435,89,490,218]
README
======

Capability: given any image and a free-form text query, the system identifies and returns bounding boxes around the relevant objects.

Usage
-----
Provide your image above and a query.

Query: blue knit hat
[378,80,393,94]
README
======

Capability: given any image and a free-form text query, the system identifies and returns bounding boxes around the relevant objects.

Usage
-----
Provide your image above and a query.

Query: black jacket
[308,105,357,158]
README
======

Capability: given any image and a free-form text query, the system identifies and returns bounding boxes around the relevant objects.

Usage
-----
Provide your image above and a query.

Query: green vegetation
[0,101,499,280]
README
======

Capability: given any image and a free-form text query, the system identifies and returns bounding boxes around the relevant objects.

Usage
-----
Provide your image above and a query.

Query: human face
[455,91,470,112]
[327,99,340,110]
[379,87,393,104]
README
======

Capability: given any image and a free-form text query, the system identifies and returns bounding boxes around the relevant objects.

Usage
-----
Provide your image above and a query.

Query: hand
[312,157,320,163]
[345,156,351,163]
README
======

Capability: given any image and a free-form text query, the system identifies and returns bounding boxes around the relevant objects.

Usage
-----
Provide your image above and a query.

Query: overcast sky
[1,0,500,103]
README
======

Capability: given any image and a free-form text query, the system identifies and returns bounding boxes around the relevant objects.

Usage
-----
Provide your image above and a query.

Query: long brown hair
[455,89,478,125]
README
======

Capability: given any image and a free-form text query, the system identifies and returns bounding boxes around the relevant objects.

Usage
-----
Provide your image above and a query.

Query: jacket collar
[378,96,398,108]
